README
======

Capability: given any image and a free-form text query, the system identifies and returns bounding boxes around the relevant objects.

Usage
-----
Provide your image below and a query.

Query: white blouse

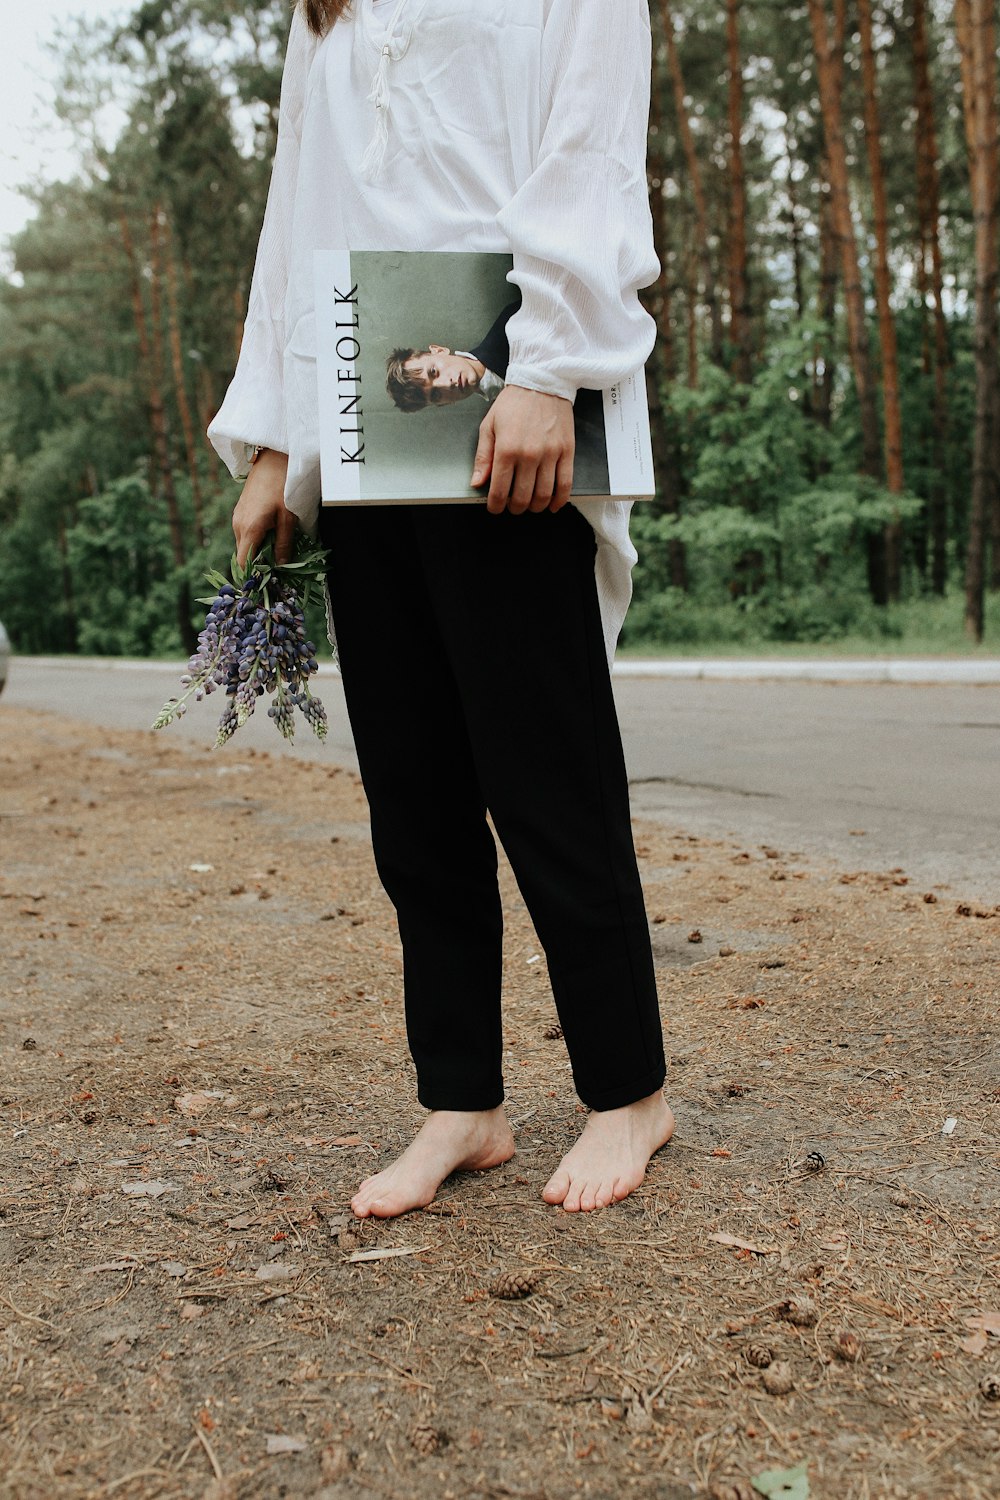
[207,0,659,662]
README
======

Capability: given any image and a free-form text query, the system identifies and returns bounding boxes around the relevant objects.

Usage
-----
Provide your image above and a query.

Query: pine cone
[743,1342,773,1369]
[410,1424,443,1455]
[778,1295,817,1327]
[803,1150,826,1172]
[256,1166,290,1192]
[709,1481,756,1500]
[834,1329,863,1363]
[542,1024,563,1041]
[760,1360,794,1395]
[979,1374,1000,1402]
[490,1270,540,1300]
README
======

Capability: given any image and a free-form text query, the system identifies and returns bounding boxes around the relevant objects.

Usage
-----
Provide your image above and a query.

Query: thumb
[471,414,495,488]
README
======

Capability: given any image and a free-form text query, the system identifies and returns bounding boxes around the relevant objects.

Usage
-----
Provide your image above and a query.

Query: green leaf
[752,1462,810,1500]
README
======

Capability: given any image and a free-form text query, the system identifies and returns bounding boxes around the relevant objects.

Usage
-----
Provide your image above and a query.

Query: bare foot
[542,1090,674,1212]
[351,1106,515,1219]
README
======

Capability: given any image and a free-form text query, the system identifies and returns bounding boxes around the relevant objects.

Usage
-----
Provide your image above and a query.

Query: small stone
[743,1342,773,1369]
[719,945,735,957]
[203,1479,240,1500]
[923,892,937,904]
[890,1190,911,1208]
[760,1360,794,1395]
[489,1270,539,1300]
[320,1442,352,1480]
[687,929,703,944]
[979,1373,1000,1402]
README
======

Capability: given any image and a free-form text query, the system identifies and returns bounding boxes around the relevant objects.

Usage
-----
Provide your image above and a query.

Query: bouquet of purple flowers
[153,535,330,746]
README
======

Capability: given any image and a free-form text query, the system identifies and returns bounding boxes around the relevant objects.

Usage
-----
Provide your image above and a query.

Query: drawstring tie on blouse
[359,0,412,180]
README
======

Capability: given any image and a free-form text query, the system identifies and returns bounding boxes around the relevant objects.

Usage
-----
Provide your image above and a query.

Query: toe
[594,1183,615,1209]
[562,1181,584,1213]
[542,1169,571,1205]
[578,1183,598,1212]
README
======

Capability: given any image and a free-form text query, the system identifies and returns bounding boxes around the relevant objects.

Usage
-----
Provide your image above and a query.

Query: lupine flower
[153,536,330,747]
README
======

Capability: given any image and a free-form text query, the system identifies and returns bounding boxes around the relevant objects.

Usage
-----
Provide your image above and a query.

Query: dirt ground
[1,703,998,1500]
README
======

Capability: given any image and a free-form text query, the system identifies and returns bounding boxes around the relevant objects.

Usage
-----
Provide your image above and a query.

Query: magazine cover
[314,249,655,506]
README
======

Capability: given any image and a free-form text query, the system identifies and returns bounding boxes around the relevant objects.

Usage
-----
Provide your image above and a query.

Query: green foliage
[64,475,185,655]
[627,333,939,647]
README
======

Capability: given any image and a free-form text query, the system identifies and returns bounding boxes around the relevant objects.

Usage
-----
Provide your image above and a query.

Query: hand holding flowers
[153,532,330,747]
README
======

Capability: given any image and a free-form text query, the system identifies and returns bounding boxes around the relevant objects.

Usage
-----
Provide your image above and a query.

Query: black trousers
[319,500,666,1112]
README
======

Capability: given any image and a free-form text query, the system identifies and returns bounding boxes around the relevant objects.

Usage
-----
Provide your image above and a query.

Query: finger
[529,457,558,513]
[274,507,297,566]
[487,452,515,514]
[551,452,575,512]
[508,450,540,515]
[471,415,496,489]
[236,519,264,571]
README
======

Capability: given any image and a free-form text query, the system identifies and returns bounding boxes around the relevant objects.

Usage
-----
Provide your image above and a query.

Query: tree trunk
[858,0,905,600]
[658,0,724,364]
[726,0,751,382]
[813,159,838,435]
[684,228,699,389]
[808,0,887,603]
[910,0,950,595]
[149,203,197,655]
[811,0,845,438]
[956,0,1000,639]
[118,207,154,497]
[161,212,207,549]
[646,37,688,589]
[785,130,806,322]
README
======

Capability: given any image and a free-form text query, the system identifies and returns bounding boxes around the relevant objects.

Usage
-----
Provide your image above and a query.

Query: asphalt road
[3,657,997,900]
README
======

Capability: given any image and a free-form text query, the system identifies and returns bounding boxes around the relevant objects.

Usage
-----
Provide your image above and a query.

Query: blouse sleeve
[207,5,319,478]
[496,0,659,403]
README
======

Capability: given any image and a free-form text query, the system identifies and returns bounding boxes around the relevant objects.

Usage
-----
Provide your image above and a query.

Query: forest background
[1,0,998,659]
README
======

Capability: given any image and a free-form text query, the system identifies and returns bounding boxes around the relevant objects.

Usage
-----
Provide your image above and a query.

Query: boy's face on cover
[404,345,481,406]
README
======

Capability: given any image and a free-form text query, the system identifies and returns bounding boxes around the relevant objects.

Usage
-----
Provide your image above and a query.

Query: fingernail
[471,469,482,483]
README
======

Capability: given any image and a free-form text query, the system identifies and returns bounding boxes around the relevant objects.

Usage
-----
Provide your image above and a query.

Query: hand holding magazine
[314,250,655,506]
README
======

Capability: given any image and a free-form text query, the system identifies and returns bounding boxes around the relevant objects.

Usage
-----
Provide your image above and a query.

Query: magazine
[314,249,655,506]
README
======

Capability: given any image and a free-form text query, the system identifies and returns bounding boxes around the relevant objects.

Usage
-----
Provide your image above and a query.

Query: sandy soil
[1,704,998,1500]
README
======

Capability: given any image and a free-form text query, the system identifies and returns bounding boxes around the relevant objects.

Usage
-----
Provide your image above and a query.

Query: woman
[208,0,674,1218]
